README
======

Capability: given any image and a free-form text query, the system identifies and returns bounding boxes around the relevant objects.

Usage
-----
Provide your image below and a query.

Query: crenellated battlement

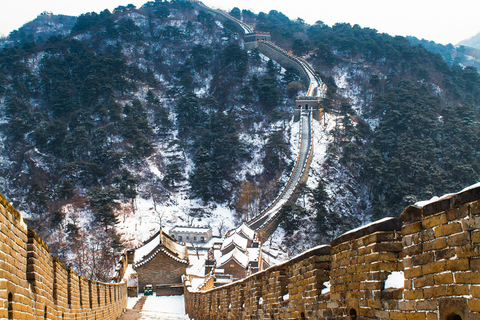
[184,184,480,320]
[0,194,127,320]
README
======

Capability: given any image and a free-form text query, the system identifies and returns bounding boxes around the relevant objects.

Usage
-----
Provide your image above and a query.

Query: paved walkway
[117,295,188,320]
[117,296,146,320]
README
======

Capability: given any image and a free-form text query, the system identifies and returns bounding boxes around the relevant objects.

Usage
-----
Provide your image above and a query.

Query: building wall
[135,248,187,293]
[184,185,480,320]
[0,194,127,320]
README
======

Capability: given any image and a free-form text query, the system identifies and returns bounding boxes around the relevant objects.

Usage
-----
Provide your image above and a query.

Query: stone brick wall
[184,185,480,320]
[0,194,127,320]
[135,249,187,293]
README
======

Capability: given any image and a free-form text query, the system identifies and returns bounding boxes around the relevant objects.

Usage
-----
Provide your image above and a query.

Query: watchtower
[294,96,322,121]
[244,32,271,51]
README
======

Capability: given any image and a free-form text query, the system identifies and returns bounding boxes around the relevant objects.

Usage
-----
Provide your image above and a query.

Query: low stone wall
[0,194,127,320]
[184,185,480,320]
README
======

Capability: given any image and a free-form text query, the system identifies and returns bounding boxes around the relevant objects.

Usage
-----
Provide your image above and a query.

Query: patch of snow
[384,271,404,289]
[140,295,187,318]
[415,182,480,208]
[127,296,141,309]
[321,281,330,294]
[282,293,289,301]
[339,217,395,237]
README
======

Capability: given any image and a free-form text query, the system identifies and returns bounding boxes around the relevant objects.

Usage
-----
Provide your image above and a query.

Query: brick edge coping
[330,217,401,247]
[400,184,480,224]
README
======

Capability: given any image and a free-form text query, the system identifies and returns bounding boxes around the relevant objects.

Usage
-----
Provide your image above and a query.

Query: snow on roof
[221,233,248,252]
[170,226,211,233]
[134,232,161,264]
[217,247,249,269]
[236,223,255,241]
[134,230,189,266]
[414,182,480,208]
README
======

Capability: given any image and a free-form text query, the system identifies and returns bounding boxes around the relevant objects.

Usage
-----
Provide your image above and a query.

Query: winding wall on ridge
[0,194,127,320]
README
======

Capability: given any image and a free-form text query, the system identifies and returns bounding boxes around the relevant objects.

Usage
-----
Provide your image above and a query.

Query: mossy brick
[422,213,447,229]
[423,238,447,252]
[434,222,462,237]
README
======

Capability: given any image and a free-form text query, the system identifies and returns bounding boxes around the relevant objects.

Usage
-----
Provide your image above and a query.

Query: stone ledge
[331,218,401,248]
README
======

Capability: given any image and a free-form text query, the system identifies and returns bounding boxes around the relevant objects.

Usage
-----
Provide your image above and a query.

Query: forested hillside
[1,1,480,272]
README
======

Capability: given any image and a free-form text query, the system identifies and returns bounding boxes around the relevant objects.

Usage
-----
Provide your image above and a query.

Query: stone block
[434,222,462,237]
[434,272,453,285]
[447,205,469,221]
[456,244,480,258]
[422,261,446,275]
[446,258,470,271]
[447,232,471,247]
[423,238,447,252]
[406,312,427,320]
[402,222,422,235]
[413,275,434,288]
[422,213,447,229]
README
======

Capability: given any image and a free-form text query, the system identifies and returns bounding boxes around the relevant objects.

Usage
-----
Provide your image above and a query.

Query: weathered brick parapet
[185,185,480,320]
[0,194,127,320]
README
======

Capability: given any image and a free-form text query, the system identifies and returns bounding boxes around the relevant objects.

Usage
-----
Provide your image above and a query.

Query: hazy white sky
[1,0,480,45]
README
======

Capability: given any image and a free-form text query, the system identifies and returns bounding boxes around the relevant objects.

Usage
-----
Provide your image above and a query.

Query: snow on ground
[140,295,189,320]
[306,112,337,191]
[127,296,141,309]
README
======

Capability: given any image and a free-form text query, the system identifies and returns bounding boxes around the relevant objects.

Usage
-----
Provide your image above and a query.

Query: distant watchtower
[244,32,272,51]
[294,96,322,122]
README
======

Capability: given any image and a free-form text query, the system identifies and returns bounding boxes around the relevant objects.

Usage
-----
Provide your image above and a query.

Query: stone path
[117,296,189,320]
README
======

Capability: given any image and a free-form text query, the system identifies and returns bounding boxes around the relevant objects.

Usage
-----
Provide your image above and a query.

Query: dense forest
[1,0,480,268]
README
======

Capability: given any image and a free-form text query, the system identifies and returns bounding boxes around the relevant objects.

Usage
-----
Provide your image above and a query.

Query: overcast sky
[1,0,479,45]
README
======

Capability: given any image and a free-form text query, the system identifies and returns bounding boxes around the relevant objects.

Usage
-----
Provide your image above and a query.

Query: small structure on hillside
[125,230,189,296]
[294,96,323,122]
[169,225,212,244]
[208,223,269,283]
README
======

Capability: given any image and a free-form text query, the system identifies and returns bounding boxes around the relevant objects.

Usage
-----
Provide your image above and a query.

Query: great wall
[0,194,127,320]
[2,1,480,319]
[184,184,480,320]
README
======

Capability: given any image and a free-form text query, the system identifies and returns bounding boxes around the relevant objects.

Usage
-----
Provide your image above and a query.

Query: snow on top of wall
[339,217,395,237]
[414,182,480,208]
